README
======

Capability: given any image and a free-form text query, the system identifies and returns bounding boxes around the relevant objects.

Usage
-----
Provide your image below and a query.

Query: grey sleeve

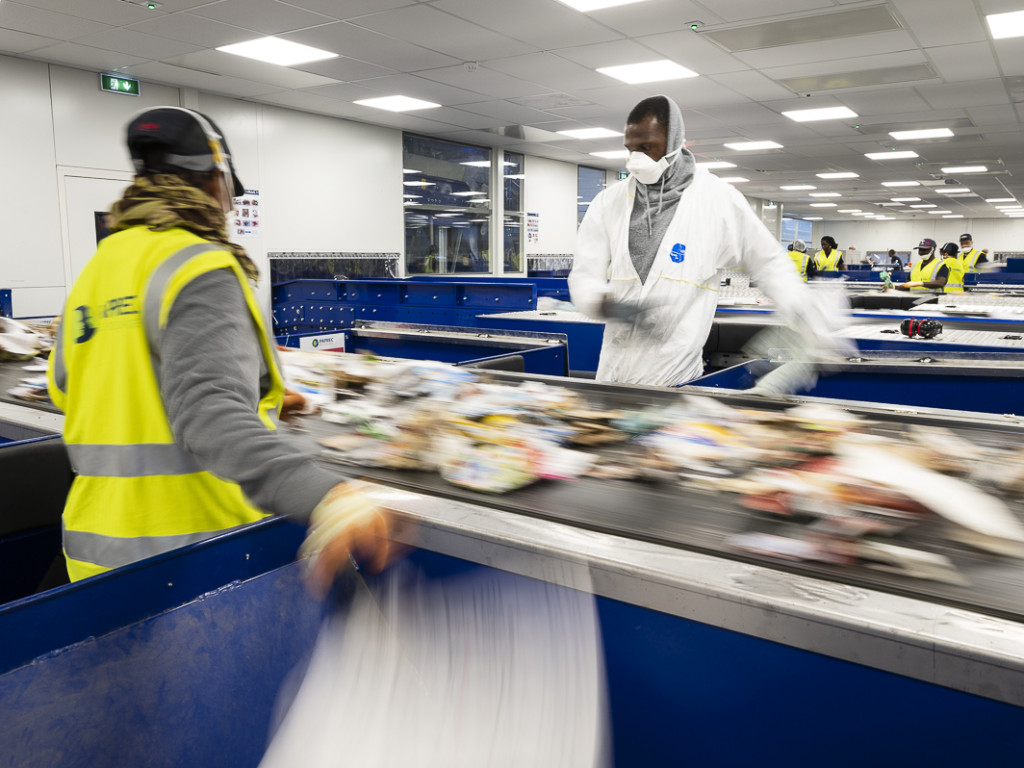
[158,269,340,522]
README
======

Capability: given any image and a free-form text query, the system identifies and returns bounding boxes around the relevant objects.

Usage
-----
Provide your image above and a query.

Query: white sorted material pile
[260,561,610,767]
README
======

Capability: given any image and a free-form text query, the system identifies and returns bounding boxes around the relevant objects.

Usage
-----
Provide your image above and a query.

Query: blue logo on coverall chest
[669,243,686,263]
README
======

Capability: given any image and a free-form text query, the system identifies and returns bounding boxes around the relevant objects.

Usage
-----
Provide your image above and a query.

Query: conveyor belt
[291,372,1024,624]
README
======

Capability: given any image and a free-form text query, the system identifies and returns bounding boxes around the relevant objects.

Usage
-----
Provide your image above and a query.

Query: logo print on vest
[669,243,686,263]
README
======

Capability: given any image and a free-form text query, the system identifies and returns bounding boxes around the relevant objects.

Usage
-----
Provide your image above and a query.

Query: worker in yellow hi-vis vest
[814,236,844,272]
[958,233,987,272]
[48,106,396,589]
[787,239,818,281]
[895,238,949,292]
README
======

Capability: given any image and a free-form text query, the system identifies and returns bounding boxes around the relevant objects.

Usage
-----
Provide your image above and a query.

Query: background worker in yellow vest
[938,242,966,293]
[787,239,817,281]
[48,107,393,590]
[814,236,844,272]
[958,233,987,272]
[894,238,949,292]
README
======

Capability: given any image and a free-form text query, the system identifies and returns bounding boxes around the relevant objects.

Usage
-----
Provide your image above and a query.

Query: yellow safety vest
[908,256,944,291]
[943,256,965,293]
[814,249,843,271]
[47,226,284,581]
[788,250,810,281]
[961,248,983,272]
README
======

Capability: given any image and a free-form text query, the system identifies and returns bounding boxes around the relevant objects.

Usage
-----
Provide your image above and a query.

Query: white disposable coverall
[569,167,826,387]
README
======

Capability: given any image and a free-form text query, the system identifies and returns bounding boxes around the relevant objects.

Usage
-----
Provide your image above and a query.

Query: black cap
[127,107,244,197]
[959,233,972,242]
[940,242,959,257]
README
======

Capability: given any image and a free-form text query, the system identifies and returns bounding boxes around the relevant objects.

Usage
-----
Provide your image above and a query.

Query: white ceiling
[3,0,1024,221]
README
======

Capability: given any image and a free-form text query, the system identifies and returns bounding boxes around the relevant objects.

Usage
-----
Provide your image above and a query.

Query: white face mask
[626,147,681,185]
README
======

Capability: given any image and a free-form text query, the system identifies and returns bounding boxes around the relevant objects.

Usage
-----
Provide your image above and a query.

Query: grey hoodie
[628,95,696,283]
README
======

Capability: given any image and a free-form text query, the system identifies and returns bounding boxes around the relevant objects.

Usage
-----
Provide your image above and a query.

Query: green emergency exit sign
[100,73,140,96]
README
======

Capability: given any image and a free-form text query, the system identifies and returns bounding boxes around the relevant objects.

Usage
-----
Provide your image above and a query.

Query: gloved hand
[299,480,394,598]
[748,361,817,396]
[895,280,922,291]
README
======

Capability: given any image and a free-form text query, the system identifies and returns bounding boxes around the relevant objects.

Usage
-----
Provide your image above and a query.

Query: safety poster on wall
[527,212,539,245]
[232,189,261,238]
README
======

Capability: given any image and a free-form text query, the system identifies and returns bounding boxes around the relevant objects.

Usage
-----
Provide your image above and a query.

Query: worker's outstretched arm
[569,190,614,319]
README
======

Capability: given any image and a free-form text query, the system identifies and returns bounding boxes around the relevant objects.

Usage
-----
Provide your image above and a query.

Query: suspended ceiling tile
[346,5,536,61]
[890,0,988,46]
[636,30,747,75]
[72,28,205,61]
[256,89,381,118]
[127,13,256,49]
[735,30,919,70]
[762,49,927,81]
[355,110,470,134]
[0,26,57,53]
[417,64,551,100]
[709,70,799,101]
[927,42,1001,82]
[297,81,381,101]
[433,0,621,49]
[486,53,611,92]
[916,79,1012,110]
[552,38,664,70]
[349,73,490,106]
[838,87,931,115]
[422,128,525,148]
[126,61,275,98]
[966,105,1020,127]
[545,103,625,120]
[582,0,723,37]
[455,99,557,124]
[166,50,340,90]
[698,0,837,24]
[420,106,506,130]
[188,0,336,35]
[24,41,146,71]
[283,22,458,71]
[659,77,758,109]
[703,102,790,127]
[0,1,112,39]
[569,84,647,111]
[285,0,414,20]
[293,56,396,82]
[993,39,1024,77]
[22,0,165,25]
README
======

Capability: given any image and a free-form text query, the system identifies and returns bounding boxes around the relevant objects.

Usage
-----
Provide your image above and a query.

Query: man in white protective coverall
[569,95,847,389]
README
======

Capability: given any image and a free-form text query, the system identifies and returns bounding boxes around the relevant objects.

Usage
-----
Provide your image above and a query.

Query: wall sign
[100,73,140,96]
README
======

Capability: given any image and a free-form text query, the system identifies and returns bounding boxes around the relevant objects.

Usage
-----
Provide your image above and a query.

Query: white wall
[524,155,578,255]
[809,218,1024,262]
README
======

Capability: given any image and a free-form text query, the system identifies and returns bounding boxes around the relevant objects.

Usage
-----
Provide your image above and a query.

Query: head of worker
[126,106,244,215]
[820,236,837,255]
[940,242,959,260]
[917,238,936,259]
[791,239,807,253]
[959,233,973,250]
[623,95,694,190]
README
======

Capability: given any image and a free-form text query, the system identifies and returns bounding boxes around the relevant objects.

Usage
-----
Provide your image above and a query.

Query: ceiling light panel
[890,197,920,201]
[779,64,936,95]
[704,6,900,52]
[719,177,749,183]
[889,128,954,140]
[696,161,737,170]
[596,60,698,84]
[809,192,841,198]
[724,141,783,151]
[881,181,921,187]
[780,185,816,191]
[817,172,859,179]
[782,106,858,123]
[987,10,1024,40]
[590,150,629,159]
[555,0,649,11]
[941,165,987,173]
[217,37,337,66]
[354,95,441,112]
[866,151,919,160]
[557,127,623,139]
[909,204,936,208]
[988,198,1017,203]
[810,203,837,207]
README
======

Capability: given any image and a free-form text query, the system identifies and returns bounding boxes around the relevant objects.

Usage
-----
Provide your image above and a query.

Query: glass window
[577,166,605,226]
[403,134,491,274]
[503,151,524,272]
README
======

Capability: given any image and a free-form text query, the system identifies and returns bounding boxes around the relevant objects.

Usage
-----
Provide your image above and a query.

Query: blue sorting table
[277,321,568,377]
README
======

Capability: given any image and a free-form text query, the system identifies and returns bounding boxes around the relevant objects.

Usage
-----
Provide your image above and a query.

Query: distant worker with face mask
[787,239,818,282]
[814,236,844,272]
[895,238,949,292]
[569,94,848,387]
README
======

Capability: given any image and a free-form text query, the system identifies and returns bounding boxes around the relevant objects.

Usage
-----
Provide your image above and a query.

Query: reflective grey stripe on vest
[143,242,225,364]
[67,443,202,476]
[63,521,255,570]
[51,313,67,392]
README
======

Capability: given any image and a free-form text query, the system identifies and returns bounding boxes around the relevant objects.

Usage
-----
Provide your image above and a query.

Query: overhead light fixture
[555,0,650,11]
[724,140,783,151]
[936,188,972,194]
[877,202,903,206]
[217,36,337,66]
[997,204,1024,209]
[941,165,987,174]
[719,177,749,183]
[838,209,862,213]
[891,197,920,202]
[557,127,623,139]
[803,217,823,221]
[403,180,435,187]
[596,59,698,84]
[909,204,936,208]
[780,184,815,191]
[942,214,964,218]
[403,194,421,199]
[782,106,858,122]
[402,169,421,174]
[928,210,952,214]
[809,192,841,198]
[505,173,526,179]
[881,181,920,187]
[987,198,1017,203]
[987,10,1024,40]
[354,95,441,112]
[696,161,736,169]
[817,172,859,179]
[866,151,919,160]
[590,150,629,159]
[451,191,486,196]
[809,203,837,207]
[888,128,953,140]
